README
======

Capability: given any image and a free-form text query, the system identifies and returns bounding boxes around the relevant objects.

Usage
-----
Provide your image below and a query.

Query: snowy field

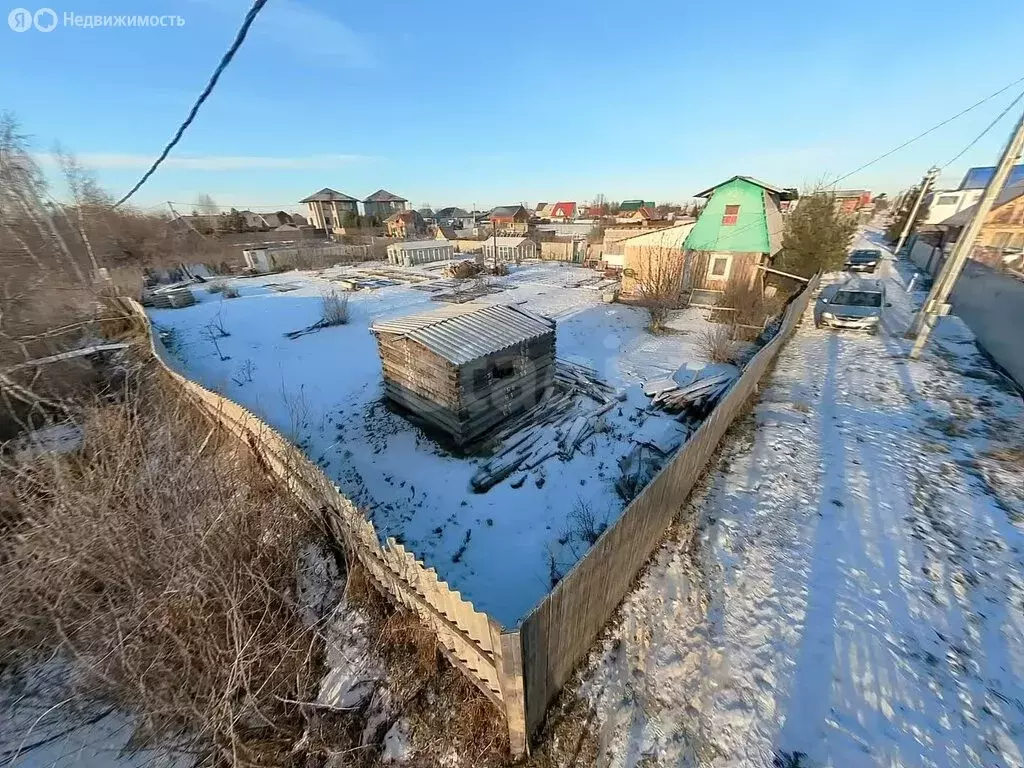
[575,232,1024,767]
[148,261,718,626]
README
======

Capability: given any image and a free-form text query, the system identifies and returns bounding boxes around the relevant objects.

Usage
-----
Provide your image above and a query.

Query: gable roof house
[371,304,556,445]
[384,209,427,239]
[488,205,530,234]
[363,189,408,221]
[615,206,664,225]
[618,200,655,212]
[680,175,798,294]
[550,202,577,220]
[299,188,359,232]
[434,207,475,229]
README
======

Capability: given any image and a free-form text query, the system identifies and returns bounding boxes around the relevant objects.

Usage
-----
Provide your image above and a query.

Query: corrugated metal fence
[517,273,820,734]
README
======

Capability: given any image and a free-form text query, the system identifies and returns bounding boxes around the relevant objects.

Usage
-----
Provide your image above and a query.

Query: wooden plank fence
[517,274,820,734]
[123,299,528,755]
[125,272,818,754]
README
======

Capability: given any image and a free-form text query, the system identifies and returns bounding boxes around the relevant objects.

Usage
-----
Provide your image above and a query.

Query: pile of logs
[470,359,619,492]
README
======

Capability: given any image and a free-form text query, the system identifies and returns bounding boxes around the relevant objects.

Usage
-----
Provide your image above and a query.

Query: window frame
[708,253,733,280]
[721,204,740,226]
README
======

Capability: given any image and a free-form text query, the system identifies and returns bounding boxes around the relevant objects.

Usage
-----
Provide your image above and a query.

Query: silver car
[814,278,889,333]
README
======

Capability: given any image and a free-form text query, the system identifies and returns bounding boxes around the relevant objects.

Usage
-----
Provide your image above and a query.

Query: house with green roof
[683,176,798,292]
[619,199,655,212]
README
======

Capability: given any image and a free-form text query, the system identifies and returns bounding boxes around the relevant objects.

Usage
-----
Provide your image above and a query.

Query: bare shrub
[720,280,784,329]
[632,246,689,332]
[221,284,240,299]
[0,370,323,764]
[207,279,227,293]
[0,112,205,435]
[698,324,738,364]
[321,289,349,327]
[568,497,608,545]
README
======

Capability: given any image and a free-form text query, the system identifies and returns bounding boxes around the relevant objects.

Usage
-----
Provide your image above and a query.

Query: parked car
[814,278,890,333]
[844,248,882,273]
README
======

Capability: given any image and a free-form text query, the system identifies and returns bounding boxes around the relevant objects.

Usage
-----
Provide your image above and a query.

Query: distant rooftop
[364,189,408,203]
[489,205,527,219]
[299,187,357,203]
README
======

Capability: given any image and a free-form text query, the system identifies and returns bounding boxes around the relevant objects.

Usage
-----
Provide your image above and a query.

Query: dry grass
[0,368,324,766]
[719,280,785,329]
[320,289,350,327]
[222,284,240,299]
[697,324,738,364]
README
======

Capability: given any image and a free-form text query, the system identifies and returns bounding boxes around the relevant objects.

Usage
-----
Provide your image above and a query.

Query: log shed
[371,304,556,445]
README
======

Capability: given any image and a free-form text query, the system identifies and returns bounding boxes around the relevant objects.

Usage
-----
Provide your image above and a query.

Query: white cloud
[34,152,375,171]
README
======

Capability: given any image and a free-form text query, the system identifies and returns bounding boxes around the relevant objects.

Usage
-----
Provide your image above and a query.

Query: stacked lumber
[470,359,619,492]
[648,372,735,416]
[553,360,616,404]
[146,287,196,308]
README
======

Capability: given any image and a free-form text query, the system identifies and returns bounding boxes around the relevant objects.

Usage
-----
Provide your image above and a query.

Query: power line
[941,88,1024,169]
[113,0,270,208]
[702,75,1024,252]
[826,73,1024,188]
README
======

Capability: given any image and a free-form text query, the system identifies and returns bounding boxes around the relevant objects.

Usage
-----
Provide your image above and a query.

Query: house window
[709,254,732,279]
[991,232,1012,248]
[721,205,740,226]
[936,195,959,205]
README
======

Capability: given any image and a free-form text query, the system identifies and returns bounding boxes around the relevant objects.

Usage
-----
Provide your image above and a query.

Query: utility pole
[910,105,1024,358]
[893,165,941,257]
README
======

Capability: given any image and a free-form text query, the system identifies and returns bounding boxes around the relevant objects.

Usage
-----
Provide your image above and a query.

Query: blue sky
[3,0,1024,213]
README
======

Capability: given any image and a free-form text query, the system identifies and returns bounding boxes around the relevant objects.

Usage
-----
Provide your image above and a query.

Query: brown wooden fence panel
[124,298,526,752]
[518,275,819,734]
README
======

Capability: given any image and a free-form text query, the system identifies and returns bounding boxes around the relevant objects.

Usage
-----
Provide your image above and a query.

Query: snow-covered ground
[148,261,719,626]
[576,232,1024,767]
[0,664,184,768]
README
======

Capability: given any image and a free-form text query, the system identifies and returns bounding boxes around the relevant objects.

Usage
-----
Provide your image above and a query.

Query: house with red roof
[550,202,577,220]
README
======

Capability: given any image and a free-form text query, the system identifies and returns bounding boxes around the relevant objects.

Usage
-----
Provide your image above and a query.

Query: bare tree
[632,244,691,332]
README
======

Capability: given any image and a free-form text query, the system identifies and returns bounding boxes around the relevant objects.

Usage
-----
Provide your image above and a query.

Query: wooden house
[681,175,799,293]
[371,304,556,445]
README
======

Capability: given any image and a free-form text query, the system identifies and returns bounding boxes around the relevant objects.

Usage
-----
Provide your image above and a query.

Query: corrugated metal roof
[372,304,555,366]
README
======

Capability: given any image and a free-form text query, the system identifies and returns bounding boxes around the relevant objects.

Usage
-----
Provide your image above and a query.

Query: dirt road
[572,240,1024,767]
